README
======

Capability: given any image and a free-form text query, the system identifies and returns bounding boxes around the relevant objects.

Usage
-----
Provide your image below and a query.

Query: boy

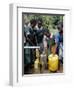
[54,21,63,64]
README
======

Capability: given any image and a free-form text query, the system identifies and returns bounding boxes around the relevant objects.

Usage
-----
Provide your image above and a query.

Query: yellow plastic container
[34,59,40,69]
[48,54,59,72]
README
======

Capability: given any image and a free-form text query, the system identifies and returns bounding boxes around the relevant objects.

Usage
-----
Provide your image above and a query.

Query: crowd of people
[24,18,63,74]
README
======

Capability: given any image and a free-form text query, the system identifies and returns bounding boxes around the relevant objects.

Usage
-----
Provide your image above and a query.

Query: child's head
[51,43,57,55]
[44,29,50,37]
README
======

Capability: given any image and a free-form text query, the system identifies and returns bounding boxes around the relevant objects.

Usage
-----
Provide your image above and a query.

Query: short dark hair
[37,18,43,24]
[30,19,37,25]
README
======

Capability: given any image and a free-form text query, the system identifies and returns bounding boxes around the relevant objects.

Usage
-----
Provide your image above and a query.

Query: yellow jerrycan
[48,54,59,72]
[34,49,40,73]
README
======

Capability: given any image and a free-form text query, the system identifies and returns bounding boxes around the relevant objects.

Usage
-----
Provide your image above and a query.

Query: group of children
[24,18,63,74]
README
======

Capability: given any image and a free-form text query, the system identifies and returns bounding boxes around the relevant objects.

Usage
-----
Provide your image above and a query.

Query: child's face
[51,45,56,54]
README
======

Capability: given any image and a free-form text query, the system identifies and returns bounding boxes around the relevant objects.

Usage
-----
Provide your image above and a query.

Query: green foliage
[24,14,63,34]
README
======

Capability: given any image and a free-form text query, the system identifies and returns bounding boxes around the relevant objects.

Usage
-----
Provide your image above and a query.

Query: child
[48,43,59,72]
